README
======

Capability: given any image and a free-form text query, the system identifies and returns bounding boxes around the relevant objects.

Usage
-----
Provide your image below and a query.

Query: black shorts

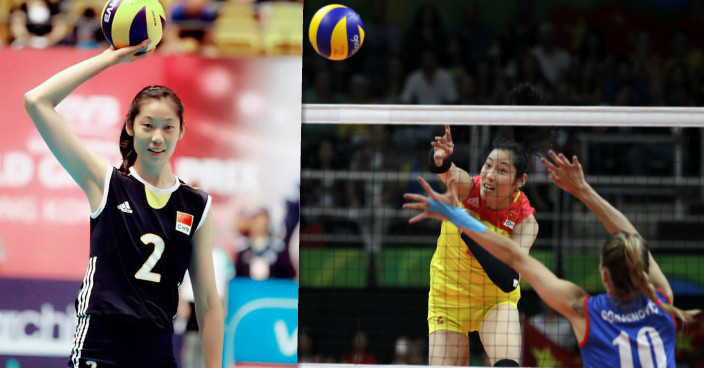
[66,315,177,368]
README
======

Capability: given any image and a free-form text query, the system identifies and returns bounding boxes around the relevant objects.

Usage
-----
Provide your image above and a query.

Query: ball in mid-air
[309,4,365,61]
[101,0,166,53]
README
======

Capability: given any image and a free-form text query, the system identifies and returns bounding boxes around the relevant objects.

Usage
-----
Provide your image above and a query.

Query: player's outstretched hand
[403,177,460,224]
[103,40,154,65]
[539,151,589,196]
[431,124,454,167]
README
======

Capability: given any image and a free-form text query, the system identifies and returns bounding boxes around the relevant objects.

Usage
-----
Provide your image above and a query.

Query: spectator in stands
[300,138,348,228]
[299,326,328,363]
[402,4,446,72]
[66,4,103,49]
[630,30,658,83]
[576,27,609,73]
[500,0,537,63]
[233,208,296,280]
[603,58,648,106]
[514,53,549,93]
[162,0,217,55]
[529,300,577,349]
[399,50,457,105]
[303,69,345,104]
[342,331,378,364]
[457,74,481,105]
[10,0,68,48]
[446,35,468,81]
[347,125,400,209]
[391,336,412,364]
[573,61,603,106]
[347,73,374,104]
[664,29,703,76]
[380,55,405,104]
[453,1,493,66]
[530,22,571,88]
[664,62,695,106]
[360,0,400,94]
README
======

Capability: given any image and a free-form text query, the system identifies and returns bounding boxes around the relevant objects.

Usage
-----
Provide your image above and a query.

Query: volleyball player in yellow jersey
[425,82,551,367]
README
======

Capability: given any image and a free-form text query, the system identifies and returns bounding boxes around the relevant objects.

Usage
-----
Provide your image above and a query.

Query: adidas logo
[117,201,133,213]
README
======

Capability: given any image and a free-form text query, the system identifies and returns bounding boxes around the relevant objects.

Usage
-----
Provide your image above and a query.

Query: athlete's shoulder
[177,179,210,203]
[513,190,536,217]
[111,166,137,186]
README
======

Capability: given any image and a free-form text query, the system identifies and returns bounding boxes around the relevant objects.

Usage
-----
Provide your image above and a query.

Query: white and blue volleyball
[101,0,166,52]
[309,4,365,61]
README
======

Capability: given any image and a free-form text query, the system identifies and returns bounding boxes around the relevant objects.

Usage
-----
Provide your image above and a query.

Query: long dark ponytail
[119,85,184,174]
[602,233,701,323]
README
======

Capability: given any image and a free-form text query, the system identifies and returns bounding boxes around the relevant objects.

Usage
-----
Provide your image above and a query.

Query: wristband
[428,147,452,174]
[428,198,487,233]
[656,298,663,307]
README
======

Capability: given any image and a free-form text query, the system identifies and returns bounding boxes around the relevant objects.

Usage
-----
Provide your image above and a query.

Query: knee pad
[494,359,519,367]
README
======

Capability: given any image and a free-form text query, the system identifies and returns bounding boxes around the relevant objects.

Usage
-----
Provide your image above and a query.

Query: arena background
[0,1,302,367]
[299,0,704,366]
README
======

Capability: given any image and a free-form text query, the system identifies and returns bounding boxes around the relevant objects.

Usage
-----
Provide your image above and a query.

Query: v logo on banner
[274,320,297,357]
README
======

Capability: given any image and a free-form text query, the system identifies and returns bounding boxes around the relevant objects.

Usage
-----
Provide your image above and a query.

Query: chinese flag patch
[176,211,194,235]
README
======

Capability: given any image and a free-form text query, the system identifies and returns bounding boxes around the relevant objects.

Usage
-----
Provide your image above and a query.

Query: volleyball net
[298,104,704,366]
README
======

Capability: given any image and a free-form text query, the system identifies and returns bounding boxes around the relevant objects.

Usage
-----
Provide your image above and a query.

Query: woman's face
[128,98,183,166]
[479,149,521,208]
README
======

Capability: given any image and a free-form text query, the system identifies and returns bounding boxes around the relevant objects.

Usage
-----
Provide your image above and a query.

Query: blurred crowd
[300,0,704,254]
[299,303,580,365]
[0,0,303,56]
[299,328,428,365]
[300,123,701,248]
[302,0,704,107]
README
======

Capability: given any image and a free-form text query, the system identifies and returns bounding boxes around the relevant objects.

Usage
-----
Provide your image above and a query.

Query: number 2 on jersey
[612,326,666,368]
[135,233,165,283]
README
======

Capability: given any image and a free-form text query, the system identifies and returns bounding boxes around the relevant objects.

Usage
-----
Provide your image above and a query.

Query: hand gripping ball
[309,4,365,60]
[101,0,166,53]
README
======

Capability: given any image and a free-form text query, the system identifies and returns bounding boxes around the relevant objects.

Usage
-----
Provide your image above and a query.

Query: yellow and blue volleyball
[101,0,166,52]
[309,5,365,61]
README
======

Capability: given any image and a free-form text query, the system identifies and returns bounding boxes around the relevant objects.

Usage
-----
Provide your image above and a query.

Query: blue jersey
[580,291,676,368]
[75,167,210,332]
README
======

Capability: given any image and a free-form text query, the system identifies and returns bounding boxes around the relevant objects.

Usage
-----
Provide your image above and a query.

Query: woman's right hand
[102,40,154,65]
[540,151,589,195]
[431,124,454,167]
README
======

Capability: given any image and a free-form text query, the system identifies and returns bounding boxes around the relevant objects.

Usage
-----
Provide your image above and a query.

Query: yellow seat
[264,1,302,23]
[213,17,261,56]
[260,2,302,55]
[218,1,257,22]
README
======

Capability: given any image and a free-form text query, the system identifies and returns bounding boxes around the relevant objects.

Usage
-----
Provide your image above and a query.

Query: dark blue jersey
[75,167,210,331]
[580,290,676,368]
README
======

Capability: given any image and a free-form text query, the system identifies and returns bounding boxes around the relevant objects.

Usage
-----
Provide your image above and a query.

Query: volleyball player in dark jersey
[24,41,223,368]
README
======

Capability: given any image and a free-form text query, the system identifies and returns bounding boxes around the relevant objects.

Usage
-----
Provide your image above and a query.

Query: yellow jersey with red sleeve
[428,175,536,335]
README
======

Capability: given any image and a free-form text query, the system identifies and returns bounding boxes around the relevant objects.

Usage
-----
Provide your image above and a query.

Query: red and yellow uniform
[428,175,535,335]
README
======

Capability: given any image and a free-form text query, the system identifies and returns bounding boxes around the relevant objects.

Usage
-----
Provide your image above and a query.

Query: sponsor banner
[0,277,80,366]
[0,48,301,280]
[224,278,298,366]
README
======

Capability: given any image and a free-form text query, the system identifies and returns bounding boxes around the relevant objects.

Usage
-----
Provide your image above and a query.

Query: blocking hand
[403,177,460,224]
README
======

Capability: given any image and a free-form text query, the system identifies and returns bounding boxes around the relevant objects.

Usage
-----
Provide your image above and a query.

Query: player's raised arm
[404,178,588,325]
[24,42,151,211]
[429,124,473,200]
[539,151,677,301]
[539,151,638,235]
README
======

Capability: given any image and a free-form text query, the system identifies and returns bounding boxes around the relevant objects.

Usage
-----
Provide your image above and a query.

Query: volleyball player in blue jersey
[404,151,700,367]
[24,42,223,368]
